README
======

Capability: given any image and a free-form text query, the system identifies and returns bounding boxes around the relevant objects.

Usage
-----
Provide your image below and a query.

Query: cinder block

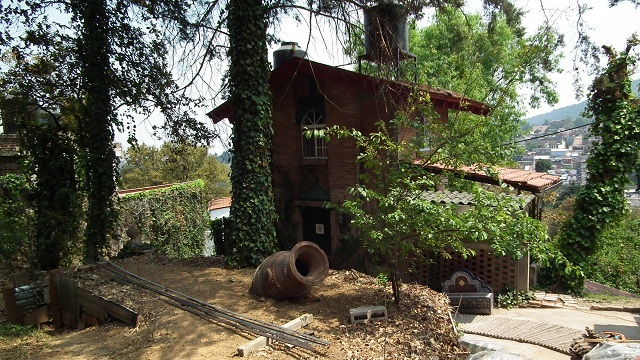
[349,305,387,324]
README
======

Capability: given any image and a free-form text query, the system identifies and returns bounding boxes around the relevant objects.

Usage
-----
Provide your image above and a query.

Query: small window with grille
[301,109,327,159]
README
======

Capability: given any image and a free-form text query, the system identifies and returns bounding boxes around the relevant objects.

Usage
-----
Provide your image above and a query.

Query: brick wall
[271,73,399,256]
[0,156,20,176]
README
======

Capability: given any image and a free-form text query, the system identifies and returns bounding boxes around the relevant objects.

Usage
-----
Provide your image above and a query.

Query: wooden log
[237,314,313,357]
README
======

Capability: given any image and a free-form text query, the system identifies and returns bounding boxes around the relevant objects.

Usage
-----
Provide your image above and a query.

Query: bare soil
[0,254,463,360]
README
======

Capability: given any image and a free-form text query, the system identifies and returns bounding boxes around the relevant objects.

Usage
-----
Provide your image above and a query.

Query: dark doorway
[302,207,331,256]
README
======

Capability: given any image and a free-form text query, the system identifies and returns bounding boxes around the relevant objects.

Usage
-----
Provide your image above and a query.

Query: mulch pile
[332,282,463,359]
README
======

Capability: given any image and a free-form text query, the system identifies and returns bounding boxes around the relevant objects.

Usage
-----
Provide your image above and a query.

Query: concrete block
[349,305,387,323]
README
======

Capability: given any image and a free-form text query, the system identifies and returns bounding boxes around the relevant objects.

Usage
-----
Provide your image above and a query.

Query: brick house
[209,56,561,291]
[209,56,488,255]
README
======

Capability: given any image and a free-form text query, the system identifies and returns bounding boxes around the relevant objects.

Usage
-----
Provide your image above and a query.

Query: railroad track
[90,260,330,353]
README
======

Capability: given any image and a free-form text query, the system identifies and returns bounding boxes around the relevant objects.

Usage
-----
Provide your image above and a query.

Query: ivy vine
[225,0,278,267]
[118,180,209,258]
[556,36,640,293]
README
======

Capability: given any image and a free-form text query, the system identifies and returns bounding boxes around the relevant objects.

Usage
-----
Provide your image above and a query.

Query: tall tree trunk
[226,0,278,267]
[74,0,116,261]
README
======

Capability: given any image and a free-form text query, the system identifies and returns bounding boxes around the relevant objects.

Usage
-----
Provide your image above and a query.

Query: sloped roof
[421,190,534,207]
[207,196,232,212]
[207,57,490,122]
[118,183,180,197]
[418,162,563,193]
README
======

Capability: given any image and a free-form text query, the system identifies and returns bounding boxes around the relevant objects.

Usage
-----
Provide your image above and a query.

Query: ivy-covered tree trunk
[74,0,117,261]
[226,0,278,267]
[556,39,640,292]
[26,125,81,269]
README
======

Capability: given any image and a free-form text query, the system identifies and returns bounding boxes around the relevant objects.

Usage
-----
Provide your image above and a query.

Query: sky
[109,0,640,150]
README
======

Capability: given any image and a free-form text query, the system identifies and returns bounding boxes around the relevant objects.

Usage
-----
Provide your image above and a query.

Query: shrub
[583,212,640,294]
[209,216,230,256]
[496,288,534,309]
[117,180,209,258]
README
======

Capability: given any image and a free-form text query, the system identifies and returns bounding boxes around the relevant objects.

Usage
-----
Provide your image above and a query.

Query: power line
[509,122,594,145]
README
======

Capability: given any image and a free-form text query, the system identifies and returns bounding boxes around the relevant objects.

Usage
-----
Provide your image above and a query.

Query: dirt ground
[0,254,463,360]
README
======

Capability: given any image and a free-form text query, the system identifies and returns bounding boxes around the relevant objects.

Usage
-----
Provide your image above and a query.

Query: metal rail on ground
[89,260,330,352]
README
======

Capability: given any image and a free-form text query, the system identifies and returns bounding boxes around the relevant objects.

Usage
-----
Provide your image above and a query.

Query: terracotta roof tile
[417,162,563,193]
[208,196,232,212]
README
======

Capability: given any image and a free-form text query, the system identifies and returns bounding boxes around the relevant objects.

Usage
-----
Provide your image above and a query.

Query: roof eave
[206,57,491,122]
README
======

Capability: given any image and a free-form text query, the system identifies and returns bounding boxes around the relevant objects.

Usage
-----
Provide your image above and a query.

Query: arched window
[301,109,327,158]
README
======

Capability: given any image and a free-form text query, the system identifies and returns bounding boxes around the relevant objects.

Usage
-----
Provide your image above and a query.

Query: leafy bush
[0,324,48,344]
[496,289,534,309]
[0,324,37,339]
[0,174,33,269]
[209,217,230,256]
[583,212,640,294]
[117,180,208,258]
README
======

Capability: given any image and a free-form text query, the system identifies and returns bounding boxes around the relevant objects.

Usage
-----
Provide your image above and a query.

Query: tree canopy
[409,6,562,164]
[119,143,231,201]
[0,0,215,263]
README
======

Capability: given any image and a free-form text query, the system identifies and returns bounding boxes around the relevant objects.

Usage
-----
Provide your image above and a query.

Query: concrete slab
[455,307,640,359]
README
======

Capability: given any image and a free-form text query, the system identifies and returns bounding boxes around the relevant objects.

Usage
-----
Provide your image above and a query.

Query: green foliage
[118,180,208,258]
[322,98,550,303]
[22,120,83,269]
[0,324,45,342]
[407,6,562,164]
[0,0,218,262]
[209,217,230,257]
[0,174,33,269]
[583,212,640,293]
[535,159,552,173]
[225,1,278,268]
[343,5,562,166]
[555,184,582,205]
[496,289,534,309]
[376,273,389,288]
[555,38,640,293]
[119,142,230,201]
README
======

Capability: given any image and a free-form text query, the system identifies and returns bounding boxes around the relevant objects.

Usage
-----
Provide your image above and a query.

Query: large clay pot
[251,241,329,300]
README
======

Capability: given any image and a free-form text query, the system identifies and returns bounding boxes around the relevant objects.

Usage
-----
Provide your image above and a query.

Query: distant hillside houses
[516,118,597,185]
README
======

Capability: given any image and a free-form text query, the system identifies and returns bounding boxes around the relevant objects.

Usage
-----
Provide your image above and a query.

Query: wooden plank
[237,314,313,357]
[22,305,50,326]
[55,276,81,328]
[77,287,138,326]
[48,270,63,329]
[2,287,22,325]
[77,289,108,324]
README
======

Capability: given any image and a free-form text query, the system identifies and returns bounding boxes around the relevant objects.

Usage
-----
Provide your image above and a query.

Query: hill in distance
[526,79,640,125]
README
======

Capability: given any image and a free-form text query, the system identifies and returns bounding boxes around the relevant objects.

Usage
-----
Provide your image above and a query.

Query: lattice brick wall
[404,243,520,292]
